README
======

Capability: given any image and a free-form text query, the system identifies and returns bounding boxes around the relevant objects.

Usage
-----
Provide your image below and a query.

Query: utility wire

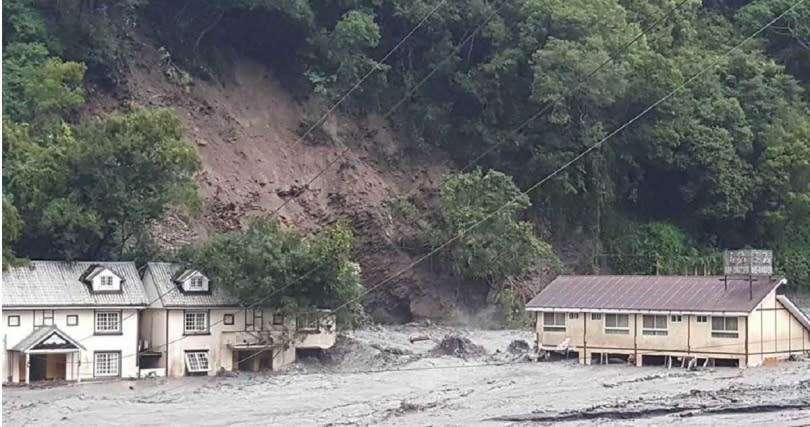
[161,0,810,374]
[291,0,446,151]
[269,1,507,218]
[226,0,788,370]
[40,0,805,373]
[318,0,808,330]
[459,0,695,172]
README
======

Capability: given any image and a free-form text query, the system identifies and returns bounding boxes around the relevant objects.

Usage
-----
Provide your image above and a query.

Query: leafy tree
[604,220,722,275]
[428,169,552,283]
[306,9,388,99]
[176,217,364,323]
[5,106,200,260]
[2,195,24,268]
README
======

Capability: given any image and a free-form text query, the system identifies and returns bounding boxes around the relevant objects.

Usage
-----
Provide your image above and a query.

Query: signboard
[724,249,773,276]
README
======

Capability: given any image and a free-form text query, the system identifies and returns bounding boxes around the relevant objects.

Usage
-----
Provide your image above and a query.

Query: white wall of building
[3,308,140,383]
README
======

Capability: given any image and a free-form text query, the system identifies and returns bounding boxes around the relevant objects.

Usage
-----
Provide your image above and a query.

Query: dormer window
[82,265,123,293]
[173,269,209,293]
[189,276,204,290]
[100,276,114,289]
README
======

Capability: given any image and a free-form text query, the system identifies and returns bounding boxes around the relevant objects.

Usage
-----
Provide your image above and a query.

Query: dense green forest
[3,0,810,312]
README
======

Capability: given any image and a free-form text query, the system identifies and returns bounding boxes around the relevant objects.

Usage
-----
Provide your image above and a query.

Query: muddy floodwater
[4,326,810,426]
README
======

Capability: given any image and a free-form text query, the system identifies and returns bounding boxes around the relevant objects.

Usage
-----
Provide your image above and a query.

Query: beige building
[138,263,336,377]
[526,275,810,368]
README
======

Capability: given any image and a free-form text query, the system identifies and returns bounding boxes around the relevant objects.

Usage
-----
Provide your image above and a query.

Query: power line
[459,0,695,172]
[162,0,810,375]
[317,0,807,328]
[269,1,507,219]
[290,0,446,151]
[35,0,805,375]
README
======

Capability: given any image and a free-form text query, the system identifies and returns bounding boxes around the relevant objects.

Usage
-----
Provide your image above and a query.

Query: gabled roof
[11,326,86,352]
[171,268,200,283]
[142,262,240,308]
[2,261,148,307]
[526,275,785,314]
[78,264,121,284]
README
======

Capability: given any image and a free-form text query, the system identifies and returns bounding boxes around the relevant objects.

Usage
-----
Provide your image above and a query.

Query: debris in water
[507,340,530,354]
[431,335,485,358]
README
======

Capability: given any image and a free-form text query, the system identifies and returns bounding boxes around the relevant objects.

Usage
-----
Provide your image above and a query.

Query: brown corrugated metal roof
[526,275,784,314]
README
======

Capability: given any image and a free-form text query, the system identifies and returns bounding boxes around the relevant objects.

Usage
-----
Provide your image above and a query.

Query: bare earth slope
[86,39,460,321]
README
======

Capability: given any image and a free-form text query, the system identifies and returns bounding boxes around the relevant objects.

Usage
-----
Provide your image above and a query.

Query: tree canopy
[176,218,364,321]
[3,0,810,294]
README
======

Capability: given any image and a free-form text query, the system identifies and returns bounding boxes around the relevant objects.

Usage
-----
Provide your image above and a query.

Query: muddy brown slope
[87,39,464,322]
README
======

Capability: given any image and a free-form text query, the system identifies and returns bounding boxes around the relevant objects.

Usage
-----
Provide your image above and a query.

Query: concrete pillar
[635,354,643,367]
[583,350,592,365]
[24,353,30,384]
[12,353,20,383]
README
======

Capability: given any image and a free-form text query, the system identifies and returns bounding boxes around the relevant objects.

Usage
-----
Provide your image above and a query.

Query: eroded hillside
[86,38,469,322]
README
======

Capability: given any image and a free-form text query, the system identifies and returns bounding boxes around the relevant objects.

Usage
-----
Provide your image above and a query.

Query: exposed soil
[84,36,482,322]
[4,326,810,426]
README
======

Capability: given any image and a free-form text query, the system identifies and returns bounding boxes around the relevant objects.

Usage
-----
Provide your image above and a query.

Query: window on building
[604,314,630,334]
[273,313,284,326]
[7,315,20,327]
[543,312,566,332]
[184,311,208,334]
[189,276,204,290]
[711,316,739,338]
[99,275,115,290]
[223,314,234,325]
[696,315,708,323]
[67,314,79,326]
[568,312,579,320]
[591,313,602,320]
[95,312,121,334]
[94,352,120,377]
[642,315,668,336]
[297,313,319,332]
[43,310,54,326]
[671,315,683,323]
[185,351,210,373]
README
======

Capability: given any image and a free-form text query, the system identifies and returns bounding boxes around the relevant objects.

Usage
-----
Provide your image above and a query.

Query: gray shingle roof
[3,261,148,307]
[526,275,785,314]
[143,262,240,307]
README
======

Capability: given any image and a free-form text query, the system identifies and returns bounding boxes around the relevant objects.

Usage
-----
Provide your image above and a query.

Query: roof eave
[525,307,751,316]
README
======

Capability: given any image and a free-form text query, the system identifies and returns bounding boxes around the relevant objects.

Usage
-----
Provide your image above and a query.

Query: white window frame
[99,275,115,289]
[696,315,708,323]
[184,311,208,334]
[543,312,566,332]
[188,276,204,290]
[711,316,739,338]
[604,313,630,335]
[185,351,210,373]
[568,312,579,320]
[95,311,121,334]
[94,352,120,377]
[671,314,683,323]
[642,315,668,336]
[591,313,602,320]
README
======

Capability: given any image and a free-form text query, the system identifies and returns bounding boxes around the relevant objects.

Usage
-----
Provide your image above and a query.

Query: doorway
[29,354,66,382]
[235,350,273,372]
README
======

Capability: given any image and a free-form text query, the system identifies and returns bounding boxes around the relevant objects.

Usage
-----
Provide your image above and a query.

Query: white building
[138,263,336,377]
[2,261,148,383]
